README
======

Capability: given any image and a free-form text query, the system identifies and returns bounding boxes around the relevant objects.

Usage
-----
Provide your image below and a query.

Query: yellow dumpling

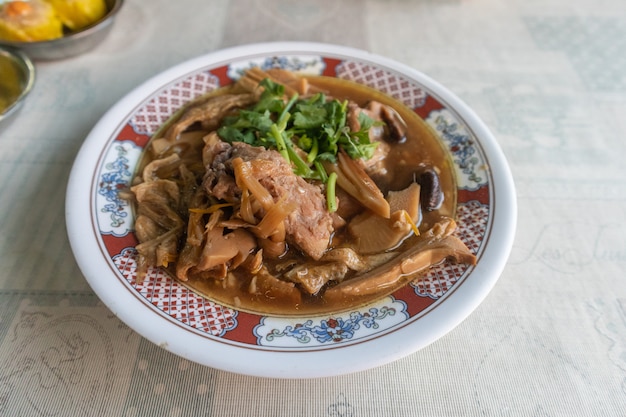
[0,0,63,42]
[43,0,107,31]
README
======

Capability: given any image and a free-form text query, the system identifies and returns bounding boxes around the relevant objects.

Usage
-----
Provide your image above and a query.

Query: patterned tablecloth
[1,0,625,415]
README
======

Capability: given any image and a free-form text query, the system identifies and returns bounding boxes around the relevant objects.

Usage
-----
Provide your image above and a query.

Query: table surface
[2,0,626,415]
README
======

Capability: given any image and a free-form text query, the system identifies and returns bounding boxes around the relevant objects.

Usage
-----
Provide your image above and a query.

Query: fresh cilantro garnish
[217,78,380,211]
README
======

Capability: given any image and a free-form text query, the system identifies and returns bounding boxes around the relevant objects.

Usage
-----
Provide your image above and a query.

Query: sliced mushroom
[325,219,476,298]
[348,210,411,254]
[347,182,421,254]
[141,154,181,183]
[165,93,257,141]
[418,168,443,211]
[196,227,256,273]
[378,103,408,143]
[283,262,349,295]
[249,267,302,305]
[321,247,399,273]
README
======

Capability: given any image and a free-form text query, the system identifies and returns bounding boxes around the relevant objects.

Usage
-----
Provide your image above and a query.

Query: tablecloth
[1,0,625,415]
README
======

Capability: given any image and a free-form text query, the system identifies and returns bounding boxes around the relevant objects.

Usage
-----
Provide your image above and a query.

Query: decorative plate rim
[66,41,516,378]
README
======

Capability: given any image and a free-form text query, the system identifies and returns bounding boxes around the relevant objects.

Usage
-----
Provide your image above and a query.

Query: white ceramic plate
[66,42,516,378]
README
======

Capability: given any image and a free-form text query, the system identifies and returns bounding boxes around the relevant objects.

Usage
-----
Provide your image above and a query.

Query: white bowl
[65,42,516,378]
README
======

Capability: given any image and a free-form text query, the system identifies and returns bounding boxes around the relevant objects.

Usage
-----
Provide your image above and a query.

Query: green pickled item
[0,54,22,113]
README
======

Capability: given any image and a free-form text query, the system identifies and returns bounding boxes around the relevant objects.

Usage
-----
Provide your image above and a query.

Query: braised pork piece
[129,68,476,315]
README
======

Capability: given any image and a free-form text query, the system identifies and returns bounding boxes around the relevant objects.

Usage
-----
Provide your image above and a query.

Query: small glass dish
[0,45,34,128]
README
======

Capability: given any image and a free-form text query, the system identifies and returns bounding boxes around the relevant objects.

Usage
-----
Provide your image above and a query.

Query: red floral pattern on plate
[130,71,221,135]
[336,61,428,108]
[114,248,237,336]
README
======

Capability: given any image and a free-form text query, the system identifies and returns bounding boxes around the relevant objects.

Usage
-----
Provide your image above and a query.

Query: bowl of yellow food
[0,45,34,128]
[0,0,123,60]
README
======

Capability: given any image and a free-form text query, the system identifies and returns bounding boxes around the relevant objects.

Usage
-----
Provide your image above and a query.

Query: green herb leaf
[216,77,383,211]
[293,103,327,129]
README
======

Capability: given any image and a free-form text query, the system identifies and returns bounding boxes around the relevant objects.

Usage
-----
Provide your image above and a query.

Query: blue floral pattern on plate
[96,141,142,236]
[254,299,408,347]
